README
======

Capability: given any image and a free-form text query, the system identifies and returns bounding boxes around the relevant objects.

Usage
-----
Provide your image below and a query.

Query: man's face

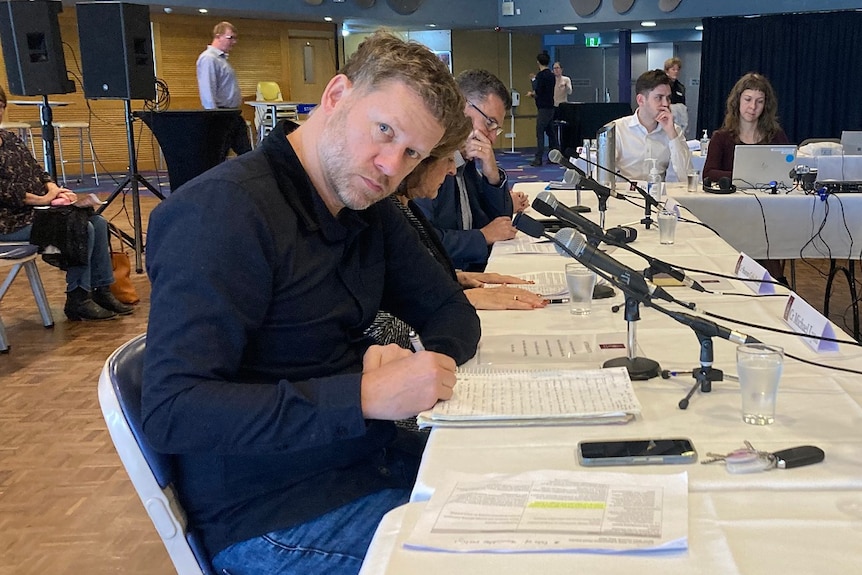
[637,84,672,125]
[463,94,506,142]
[213,29,237,53]
[553,63,563,77]
[318,81,444,211]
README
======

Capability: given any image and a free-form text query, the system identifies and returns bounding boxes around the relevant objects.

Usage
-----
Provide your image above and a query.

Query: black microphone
[548,148,579,170]
[513,212,549,239]
[663,310,761,346]
[562,168,626,199]
[533,191,605,238]
[564,147,662,209]
[553,227,674,304]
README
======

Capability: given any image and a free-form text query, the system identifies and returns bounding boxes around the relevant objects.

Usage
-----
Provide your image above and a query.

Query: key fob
[773,445,825,469]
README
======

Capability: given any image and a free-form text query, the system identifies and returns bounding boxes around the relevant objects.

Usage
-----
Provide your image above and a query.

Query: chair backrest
[98,335,216,575]
[256,81,283,102]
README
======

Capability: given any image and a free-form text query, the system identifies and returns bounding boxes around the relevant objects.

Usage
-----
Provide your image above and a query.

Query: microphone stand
[564,148,661,230]
[677,330,724,410]
[602,293,662,380]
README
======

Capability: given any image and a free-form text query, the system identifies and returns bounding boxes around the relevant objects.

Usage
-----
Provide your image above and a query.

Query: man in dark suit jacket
[414,69,517,272]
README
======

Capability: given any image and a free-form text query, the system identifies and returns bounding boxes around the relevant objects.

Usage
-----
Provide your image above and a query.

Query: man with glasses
[196,21,252,157]
[612,69,691,182]
[414,69,518,272]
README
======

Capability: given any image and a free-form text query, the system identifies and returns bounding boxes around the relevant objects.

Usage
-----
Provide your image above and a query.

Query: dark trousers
[535,107,557,160]
[221,112,252,158]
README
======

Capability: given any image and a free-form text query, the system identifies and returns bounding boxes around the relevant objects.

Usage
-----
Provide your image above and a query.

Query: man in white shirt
[196,21,251,156]
[612,69,691,182]
[552,62,572,107]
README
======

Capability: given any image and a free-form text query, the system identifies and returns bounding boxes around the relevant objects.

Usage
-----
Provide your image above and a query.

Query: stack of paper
[417,367,641,428]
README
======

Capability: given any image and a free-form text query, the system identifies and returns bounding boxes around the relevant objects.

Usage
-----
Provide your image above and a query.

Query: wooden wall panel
[0,10,334,174]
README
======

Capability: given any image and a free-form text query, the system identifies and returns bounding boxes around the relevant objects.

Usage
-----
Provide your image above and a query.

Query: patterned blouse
[0,129,52,234]
[365,195,459,349]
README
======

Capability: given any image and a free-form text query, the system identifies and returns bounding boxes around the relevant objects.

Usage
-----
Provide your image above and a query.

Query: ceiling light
[695,24,703,31]
[324,16,333,22]
[198,8,208,14]
[163,7,172,13]
[641,21,657,27]
[563,25,578,31]
[427,23,437,28]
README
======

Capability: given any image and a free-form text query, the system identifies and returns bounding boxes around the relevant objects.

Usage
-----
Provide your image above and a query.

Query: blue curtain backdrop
[698,11,862,143]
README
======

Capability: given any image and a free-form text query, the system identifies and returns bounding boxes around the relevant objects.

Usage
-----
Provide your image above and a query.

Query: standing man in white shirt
[612,69,691,182]
[552,62,572,107]
[196,21,252,157]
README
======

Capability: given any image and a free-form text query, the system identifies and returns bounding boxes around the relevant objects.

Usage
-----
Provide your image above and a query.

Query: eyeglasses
[222,35,237,40]
[469,101,503,137]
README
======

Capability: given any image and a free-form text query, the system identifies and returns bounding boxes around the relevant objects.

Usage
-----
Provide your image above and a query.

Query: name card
[783,293,839,352]
[734,252,775,294]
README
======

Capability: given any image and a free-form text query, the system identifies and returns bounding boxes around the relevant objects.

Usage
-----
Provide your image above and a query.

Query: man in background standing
[196,21,252,157]
[527,51,556,166]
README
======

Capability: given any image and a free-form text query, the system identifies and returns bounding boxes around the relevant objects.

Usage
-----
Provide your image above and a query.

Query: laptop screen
[732,144,797,189]
[841,131,862,155]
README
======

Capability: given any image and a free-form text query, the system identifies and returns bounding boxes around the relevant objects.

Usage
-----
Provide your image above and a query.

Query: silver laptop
[841,131,862,155]
[732,144,797,188]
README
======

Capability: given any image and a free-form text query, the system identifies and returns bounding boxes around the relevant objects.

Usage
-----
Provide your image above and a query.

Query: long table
[360,183,862,574]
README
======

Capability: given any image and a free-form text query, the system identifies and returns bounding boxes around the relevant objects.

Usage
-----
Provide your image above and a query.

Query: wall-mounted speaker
[659,0,683,12]
[0,0,75,96]
[76,2,155,100]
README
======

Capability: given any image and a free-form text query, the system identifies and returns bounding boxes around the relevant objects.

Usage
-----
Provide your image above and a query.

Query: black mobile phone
[577,438,697,466]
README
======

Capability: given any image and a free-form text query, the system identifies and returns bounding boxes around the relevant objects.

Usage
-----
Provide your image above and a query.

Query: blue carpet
[496,148,566,185]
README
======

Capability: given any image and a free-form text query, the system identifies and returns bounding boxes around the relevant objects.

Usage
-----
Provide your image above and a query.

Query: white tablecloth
[361,184,862,575]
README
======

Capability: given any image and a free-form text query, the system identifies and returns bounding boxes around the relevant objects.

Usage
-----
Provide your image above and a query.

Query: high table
[668,184,861,339]
[361,183,862,574]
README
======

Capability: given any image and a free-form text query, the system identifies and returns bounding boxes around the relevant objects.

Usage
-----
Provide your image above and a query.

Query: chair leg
[56,127,68,186]
[23,260,55,328]
[0,316,8,353]
[86,127,99,185]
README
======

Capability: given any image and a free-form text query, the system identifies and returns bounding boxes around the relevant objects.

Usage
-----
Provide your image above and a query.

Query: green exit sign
[585,36,601,47]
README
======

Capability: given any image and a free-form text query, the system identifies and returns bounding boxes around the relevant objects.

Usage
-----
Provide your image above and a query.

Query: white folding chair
[98,334,215,574]
[0,243,54,353]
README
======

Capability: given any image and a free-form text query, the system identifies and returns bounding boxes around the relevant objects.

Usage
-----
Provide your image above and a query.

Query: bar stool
[0,120,37,157]
[0,243,55,353]
[53,120,99,186]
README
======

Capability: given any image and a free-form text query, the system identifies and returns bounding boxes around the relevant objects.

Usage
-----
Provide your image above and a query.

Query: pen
[547,298,570,304]
[408,330,425,352]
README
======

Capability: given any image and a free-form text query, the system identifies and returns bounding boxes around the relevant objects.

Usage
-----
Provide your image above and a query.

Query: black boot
[64,288,117,321]
[92,286,134,315]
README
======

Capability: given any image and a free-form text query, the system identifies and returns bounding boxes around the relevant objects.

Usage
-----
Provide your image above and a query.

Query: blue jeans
[212,488,410,575]
[0,214,114,292]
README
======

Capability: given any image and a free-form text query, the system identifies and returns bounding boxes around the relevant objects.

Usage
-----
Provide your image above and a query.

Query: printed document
[404,469,689,553]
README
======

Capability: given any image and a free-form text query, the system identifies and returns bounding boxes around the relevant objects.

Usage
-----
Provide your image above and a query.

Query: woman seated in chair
[702,72,790,284]
[0,85,133,321]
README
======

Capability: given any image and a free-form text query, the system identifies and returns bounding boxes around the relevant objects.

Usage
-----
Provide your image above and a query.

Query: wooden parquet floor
[0,192,858,574]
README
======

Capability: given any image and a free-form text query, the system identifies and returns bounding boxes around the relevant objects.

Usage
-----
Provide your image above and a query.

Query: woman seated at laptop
[703,72,790,181]
[703,72,790,284]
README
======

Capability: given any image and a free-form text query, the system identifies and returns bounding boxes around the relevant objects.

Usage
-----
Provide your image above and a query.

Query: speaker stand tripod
[96,100,164,273]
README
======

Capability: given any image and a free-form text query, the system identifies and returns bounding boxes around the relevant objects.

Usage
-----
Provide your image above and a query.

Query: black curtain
[698,11,862,143]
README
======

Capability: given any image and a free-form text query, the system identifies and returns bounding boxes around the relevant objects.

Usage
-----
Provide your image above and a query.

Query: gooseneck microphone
[563,168,625,199]
[553,227,675,305]
[534,192,705,292]
[564,147,662,209]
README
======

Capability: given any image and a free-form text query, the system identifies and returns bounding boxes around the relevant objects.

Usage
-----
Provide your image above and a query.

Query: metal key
[701,440,776,473]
